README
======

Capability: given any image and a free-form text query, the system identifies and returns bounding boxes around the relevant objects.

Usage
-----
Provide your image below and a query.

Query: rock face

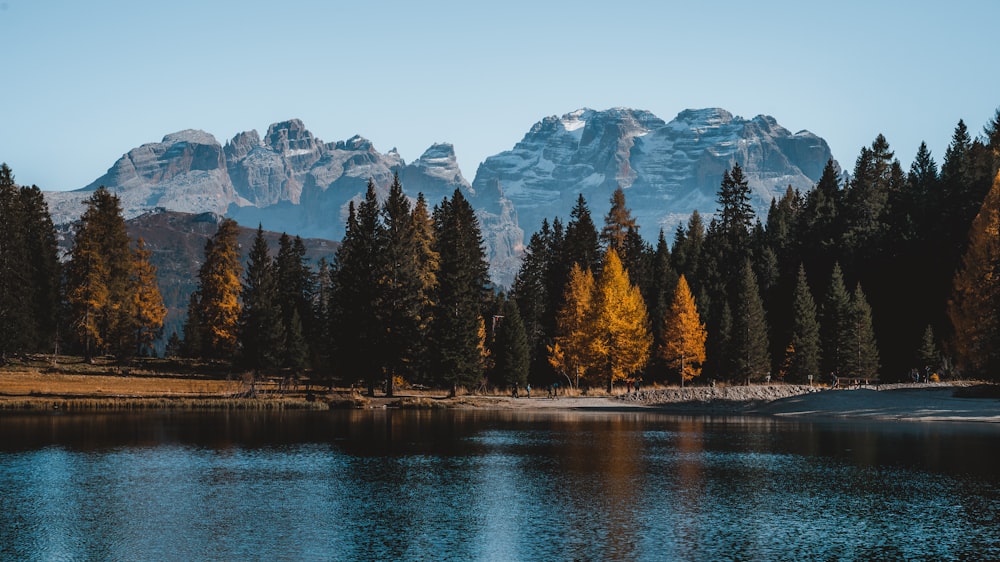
[46,130,247,226]
[472,107,838,237]
[45,108,836,289]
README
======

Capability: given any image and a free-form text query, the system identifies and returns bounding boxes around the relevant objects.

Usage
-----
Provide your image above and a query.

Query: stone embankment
[619,384,823,413]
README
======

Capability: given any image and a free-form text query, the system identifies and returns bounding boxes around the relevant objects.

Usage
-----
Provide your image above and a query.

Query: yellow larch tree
[948,170,1000,376]
[550,263,597,388]
[192,218,242,358]
[658,275,706,387]
[590,249,651,392]
[131,238,167,357]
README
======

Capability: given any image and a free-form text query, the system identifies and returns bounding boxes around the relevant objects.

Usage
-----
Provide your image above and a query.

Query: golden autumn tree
[131,238,166,357]
[550,263,597,388]
[658,275,706,387]
[190,218,242,359]
[590,249,651,392]
[948,170,1000,378]
[65,187,132,361]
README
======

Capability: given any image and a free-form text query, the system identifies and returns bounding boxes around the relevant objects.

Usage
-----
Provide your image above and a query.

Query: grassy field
[0,356,332,410]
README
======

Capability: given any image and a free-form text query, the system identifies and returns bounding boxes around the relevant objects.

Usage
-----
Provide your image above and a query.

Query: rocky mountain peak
[265,119,316,153]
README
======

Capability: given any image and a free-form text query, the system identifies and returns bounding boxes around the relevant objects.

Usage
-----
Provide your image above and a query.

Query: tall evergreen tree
[238,226,283,376]
[330,181,385,395]
[799,160,843,280]
[844,283,879,379]
[730,260,770,383]
[647,229,680,380]
[671,210,704,288]
[431,188,491,394]
[512,218,561,381]
[18,183,61,353]
[917,325,940,374]
[378,173,427,395]
[492,297,529,390]
[563,193,600,273]
[275,233,314,369]
[600,187,637,253]
[786,264,821,383]
[0,164,32,358]
[820,263,852,379]
[716,163,755,255]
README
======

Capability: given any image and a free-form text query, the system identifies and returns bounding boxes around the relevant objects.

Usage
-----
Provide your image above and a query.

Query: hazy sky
[2,0,998,191]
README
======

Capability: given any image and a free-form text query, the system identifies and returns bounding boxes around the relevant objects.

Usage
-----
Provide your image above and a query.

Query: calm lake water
[1,409,999,561]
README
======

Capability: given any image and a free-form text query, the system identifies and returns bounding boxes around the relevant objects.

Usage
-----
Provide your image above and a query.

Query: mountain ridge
[44,107,838,287]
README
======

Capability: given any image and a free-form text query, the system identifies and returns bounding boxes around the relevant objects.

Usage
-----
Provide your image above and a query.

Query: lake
[1,409,999,560]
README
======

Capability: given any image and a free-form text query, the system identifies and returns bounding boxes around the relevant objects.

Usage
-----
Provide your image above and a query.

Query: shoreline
[1,367,998,422]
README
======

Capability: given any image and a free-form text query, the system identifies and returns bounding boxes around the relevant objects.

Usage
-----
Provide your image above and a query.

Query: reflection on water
[1,410,999,560]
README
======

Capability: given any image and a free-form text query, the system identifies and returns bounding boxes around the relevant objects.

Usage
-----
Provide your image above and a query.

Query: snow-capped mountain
[44,108,837,288]
[473,107,838,237]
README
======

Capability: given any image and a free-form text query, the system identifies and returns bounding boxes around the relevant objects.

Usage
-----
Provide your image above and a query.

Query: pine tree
[800,160,843,280]
[0,164,32,358]
[430,188,491,394]
[821,263,852,379]
[165,331,182,358]
[563,193,600,273]
[131,238,166,357]
[841,135,899,263]
[551,263,597,388]
[786,264,821,383]
[917,325,939,374]
[18,183,61,353]
[844,283,879,378]
[600,187,637,253]
[659,275,706,387]
[492,297,529,389]
[329,181,385,395]
[378,173,427,395]
[948,171,1000,377]
[647,230,679,380]
[731,260,770,383]
[512,220,553,372]
[238,226,283,376]
[191,218,242,359]
[716,163,755,255]
[590,249,651,392]
[275,233,314,369]
[671,211,704,286]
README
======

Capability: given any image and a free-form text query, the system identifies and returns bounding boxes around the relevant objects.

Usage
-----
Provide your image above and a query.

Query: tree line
[514,112,1000,387]
[2,108,999,389]
[0,170,166,363]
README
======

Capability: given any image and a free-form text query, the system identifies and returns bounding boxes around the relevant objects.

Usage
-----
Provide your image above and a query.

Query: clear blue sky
[2,0,998,191]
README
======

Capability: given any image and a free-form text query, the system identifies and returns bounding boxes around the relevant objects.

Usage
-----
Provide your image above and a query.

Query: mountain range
[45,107,839,287]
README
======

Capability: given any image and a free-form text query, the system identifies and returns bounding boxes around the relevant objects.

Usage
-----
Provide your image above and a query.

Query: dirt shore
[1,366,998,422]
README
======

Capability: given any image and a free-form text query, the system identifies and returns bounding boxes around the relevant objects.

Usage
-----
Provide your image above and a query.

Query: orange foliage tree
[131,238,166,357]
[590,249,651,392]
[191,218,243,358]
[949,170,1000,377]
[658,275,706,387]
[550,263,597,388]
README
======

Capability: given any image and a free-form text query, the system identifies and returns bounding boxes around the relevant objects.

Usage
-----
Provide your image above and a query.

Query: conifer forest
[2,111,1000,392]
